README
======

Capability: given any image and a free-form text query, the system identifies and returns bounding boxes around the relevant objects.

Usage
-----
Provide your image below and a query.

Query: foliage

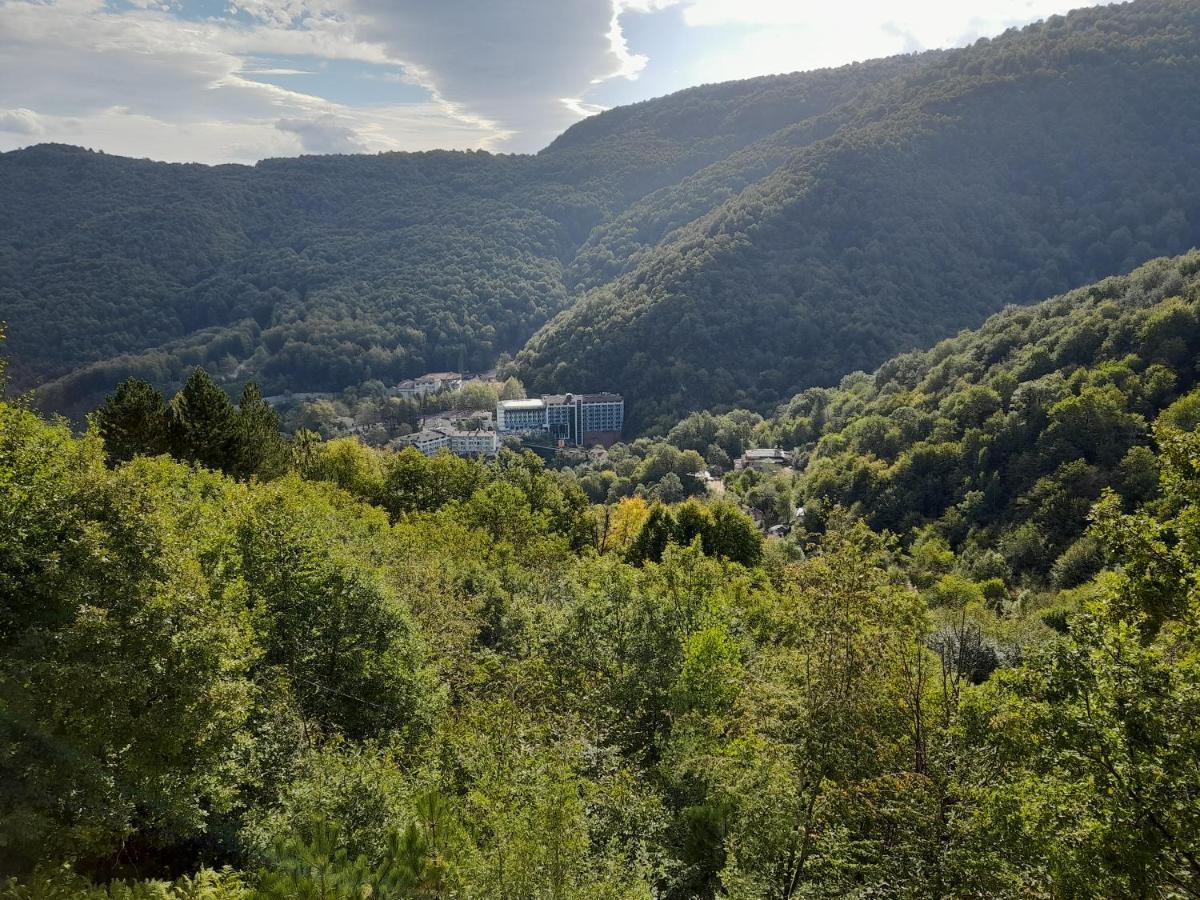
[94,371,288,479]
[6,348,1200,897]
[957,425,1200,895]
[759,252,1200,584]
[517,0,1200,430]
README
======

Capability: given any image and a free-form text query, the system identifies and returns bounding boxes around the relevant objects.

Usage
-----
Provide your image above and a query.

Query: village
[269,369,800,535]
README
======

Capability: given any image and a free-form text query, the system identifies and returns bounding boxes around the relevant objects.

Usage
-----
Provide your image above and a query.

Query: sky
[0,0,1106,165]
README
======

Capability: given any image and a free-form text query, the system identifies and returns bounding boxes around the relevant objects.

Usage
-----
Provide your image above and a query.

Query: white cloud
[347,0,636,150]
[276,113,364,153]
[606,0,678,81]
[0,0,505,162]
[599,0,1104,98]
[676,0,1085,34]
[0,0,1109,163]
[0,107,44,135]
[561,97,608,118]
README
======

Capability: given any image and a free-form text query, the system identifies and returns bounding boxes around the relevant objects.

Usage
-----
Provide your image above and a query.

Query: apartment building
[398,427,498,458]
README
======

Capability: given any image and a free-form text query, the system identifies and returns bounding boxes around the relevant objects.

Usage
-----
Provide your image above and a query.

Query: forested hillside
[5,252,1200,896]
[6,0,1200,428]
[517,0,1200,430]
[552,251,1200,589]
[742,251,1200,582]
[0,55,919,418]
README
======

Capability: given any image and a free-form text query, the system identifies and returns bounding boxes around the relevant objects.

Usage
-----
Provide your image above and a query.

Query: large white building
[398,427,498,458]
[495,398,548,432]
[496,392,624,447]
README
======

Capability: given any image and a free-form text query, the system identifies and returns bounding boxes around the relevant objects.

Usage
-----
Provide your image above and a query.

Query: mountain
[3,0,1200,428]
[516,0,1200,431]
[758,250,1200,584]
[6,253,1200,897]
[560,250,1200,586]
[0,55,921,418]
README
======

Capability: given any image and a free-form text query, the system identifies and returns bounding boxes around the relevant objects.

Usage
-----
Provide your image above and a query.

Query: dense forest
[762,252,1200,582]
[5,0,1200,428]
[517,0,1200,431]
[554,251,1200,587]
[4,247,1200,896]
[0,55,921,419]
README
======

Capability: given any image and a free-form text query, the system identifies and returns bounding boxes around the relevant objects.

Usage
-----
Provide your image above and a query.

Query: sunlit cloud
[0,0,1106,163]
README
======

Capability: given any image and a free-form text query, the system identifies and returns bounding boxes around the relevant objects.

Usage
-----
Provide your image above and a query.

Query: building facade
[495,398,547,432]
[397,427,498,458]
[395,371,464,398]
[496,392,624,447]
[448,430,499,456]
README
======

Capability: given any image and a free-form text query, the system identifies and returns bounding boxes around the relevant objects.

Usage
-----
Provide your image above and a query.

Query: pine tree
[93,378,170,463]
[232,382,288,479]
[169,368,236,471]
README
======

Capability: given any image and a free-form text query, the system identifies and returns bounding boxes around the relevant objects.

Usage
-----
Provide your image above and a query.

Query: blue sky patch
[241,56,434,107]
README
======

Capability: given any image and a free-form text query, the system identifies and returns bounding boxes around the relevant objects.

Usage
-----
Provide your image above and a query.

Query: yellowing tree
[605,496,650,555]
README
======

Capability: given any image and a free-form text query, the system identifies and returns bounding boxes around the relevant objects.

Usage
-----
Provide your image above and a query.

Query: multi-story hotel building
[496,392,624,447]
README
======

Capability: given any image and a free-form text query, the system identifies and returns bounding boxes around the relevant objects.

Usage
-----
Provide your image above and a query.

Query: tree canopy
[6,247,1200,896]
[7,2,1200,431]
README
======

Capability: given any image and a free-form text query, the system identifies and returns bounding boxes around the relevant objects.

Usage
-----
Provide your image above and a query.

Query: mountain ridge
[515,0,1200,430]
[1,52,929,417]
[4,0,1200,429]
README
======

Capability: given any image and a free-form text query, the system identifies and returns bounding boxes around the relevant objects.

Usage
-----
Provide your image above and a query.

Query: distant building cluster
[496,392,624,448]
[387,380,624,457]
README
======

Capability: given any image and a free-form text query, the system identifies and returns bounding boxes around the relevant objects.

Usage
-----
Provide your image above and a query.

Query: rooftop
[401,429,448,443]
[402,426,496,442]
[498,398,546,411]
[743,448,788,459]
[539,392,623,405]
[580,392,623,403]
[424,407,492,421]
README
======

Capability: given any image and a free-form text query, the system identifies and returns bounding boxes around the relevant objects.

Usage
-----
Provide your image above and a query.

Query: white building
[398,427,498,458]
[496,392,624,447]
[496,398,546,432]
[395,371,464,398]
[447,430,499,457]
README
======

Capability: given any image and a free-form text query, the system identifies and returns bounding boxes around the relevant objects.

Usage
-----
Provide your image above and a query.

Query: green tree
[627,505,675,566]
[169,368,238,471]
[237,478,432,742]
[0,412,256,871]
[702,517,927,896]
[499,377,527,400]
[700,502,763,568]
[653,472,686,503]
[231,382,289,479]
[961,425,1200,895]
[92,378,170,463]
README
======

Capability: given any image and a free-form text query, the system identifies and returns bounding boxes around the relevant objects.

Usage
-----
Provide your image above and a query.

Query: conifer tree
[232,382,288,479]
[169,368,236,471]
[93,378,170,463]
